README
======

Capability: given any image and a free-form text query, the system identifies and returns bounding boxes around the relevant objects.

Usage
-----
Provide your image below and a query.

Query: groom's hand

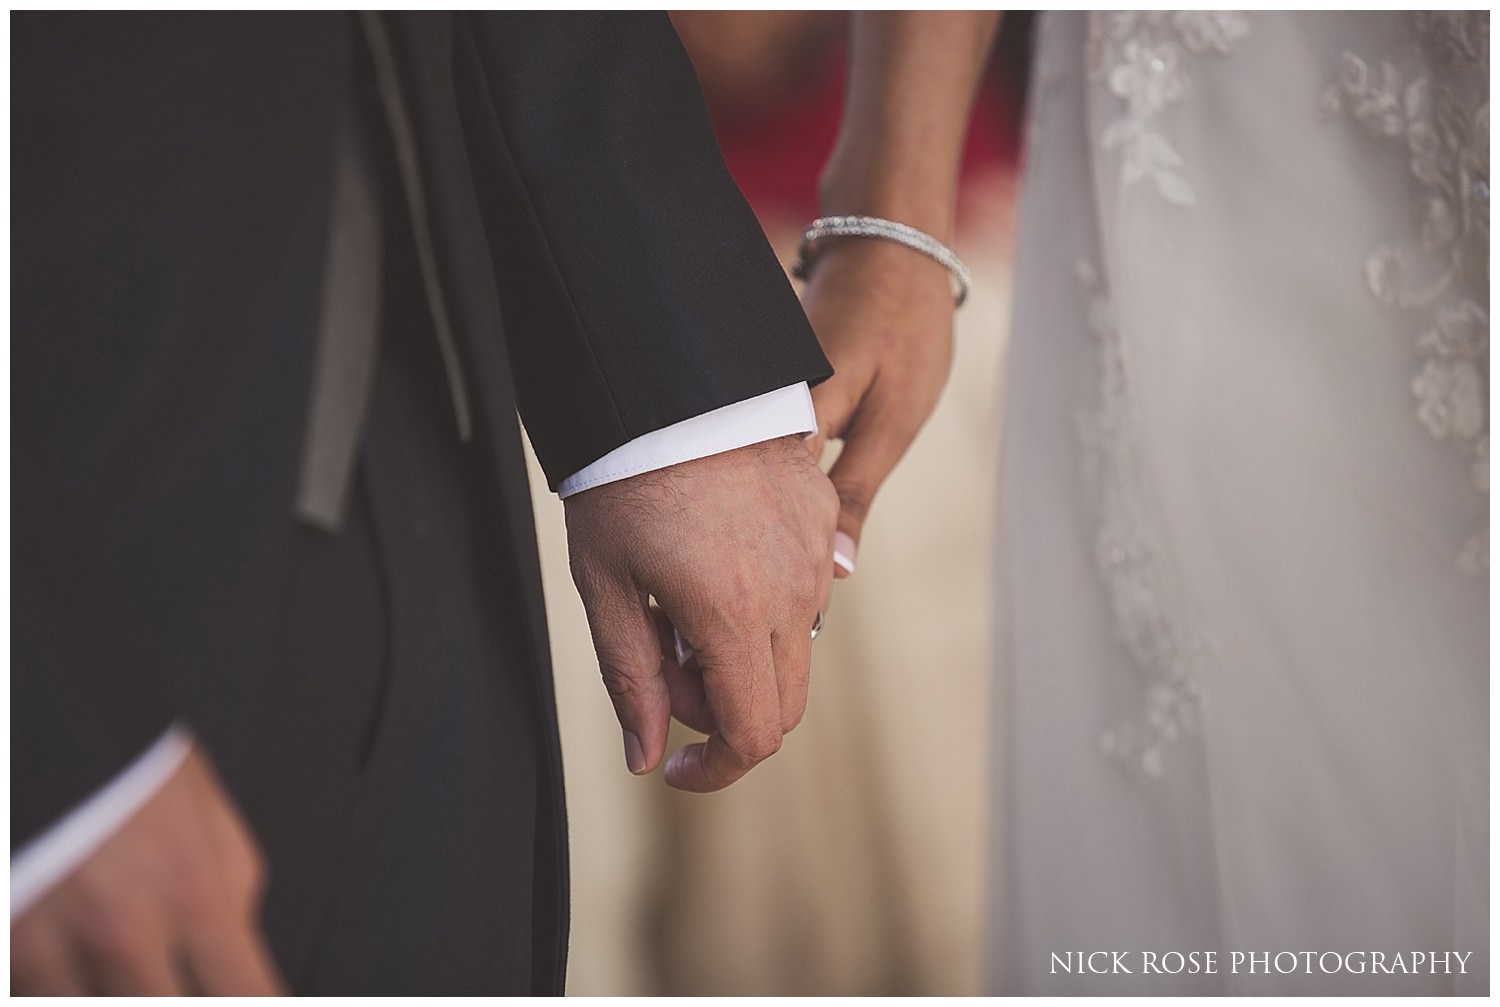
[564,435,839,792]
[10,744,284,995]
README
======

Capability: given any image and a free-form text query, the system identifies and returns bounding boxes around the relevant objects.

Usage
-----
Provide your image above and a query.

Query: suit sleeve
[453,12,832,489]
[11,468,182,852]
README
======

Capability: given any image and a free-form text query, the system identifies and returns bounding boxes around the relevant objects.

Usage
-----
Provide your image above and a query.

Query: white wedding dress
[992,12,1487,994]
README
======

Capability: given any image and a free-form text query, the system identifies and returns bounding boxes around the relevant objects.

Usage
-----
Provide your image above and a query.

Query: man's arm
[456,13,840,788]
[455,12,833,487]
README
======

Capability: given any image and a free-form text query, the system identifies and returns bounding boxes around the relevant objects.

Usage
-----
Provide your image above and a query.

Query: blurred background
[523,12,1032,995]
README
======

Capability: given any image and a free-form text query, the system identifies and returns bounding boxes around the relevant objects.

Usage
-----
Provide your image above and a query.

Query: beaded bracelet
[791,214,972,307]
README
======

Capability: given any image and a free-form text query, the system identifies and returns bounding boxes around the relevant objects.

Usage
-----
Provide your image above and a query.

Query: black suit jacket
[13,11,829,991]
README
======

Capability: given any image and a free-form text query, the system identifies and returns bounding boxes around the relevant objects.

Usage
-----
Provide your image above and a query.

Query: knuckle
[737,729,783,763]
[598,664,641,698]
[209,803,268,899]
[597,660,658,708]
[715,585,762,631]
[720,564,764,608]
[230,838,270,911]
[174,862,226,923]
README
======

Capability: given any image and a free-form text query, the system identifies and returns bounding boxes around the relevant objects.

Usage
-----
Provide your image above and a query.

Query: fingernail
[833,531,858,574]
[623,730,646,775]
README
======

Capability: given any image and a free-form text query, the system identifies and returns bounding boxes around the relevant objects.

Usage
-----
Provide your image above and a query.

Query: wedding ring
[673,611,826,666]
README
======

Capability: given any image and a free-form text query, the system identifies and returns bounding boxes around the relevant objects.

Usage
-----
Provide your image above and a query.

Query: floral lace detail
[1417,10,1491,69]
[1089,13,1250,206]
[1075,260,1208,781]
[1322,12,1490,574]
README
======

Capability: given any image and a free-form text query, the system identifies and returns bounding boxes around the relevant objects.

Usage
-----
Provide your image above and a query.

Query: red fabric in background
[707,45,1021,223]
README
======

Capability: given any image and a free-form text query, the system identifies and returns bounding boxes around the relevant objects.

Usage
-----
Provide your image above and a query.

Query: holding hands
[801,236,959,575]
[566,233,957,791]
[802,12,1001,573]
[564,435,839,792]
[567,11,1000,790]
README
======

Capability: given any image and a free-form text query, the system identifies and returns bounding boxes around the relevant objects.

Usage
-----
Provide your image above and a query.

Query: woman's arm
[804,12,1002,573]
[820,12,1002,241]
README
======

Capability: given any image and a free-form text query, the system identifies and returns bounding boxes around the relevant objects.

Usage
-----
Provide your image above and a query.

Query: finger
[163,758,283,994]
[808,374,860,466]
[94,944,183,996]
[804,427,827,465]
[662,657,716,735]
[181,917,284,995]
[580,582,672,775]
[12,924,89,995]
[650,607,715,735]
[824,389,914,578]
[191,762,270,916]
[73,909,183,996]
[815,527,837,621]
[832,528,858,579]
[770,624,813,735]
[771,549,828,735]
[664,638,781,793]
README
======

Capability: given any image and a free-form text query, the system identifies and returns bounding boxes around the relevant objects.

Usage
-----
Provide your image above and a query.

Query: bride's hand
[801,237,956,576]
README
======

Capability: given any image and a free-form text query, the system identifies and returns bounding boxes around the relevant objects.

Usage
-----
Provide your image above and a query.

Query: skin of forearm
[819,11,1003,243]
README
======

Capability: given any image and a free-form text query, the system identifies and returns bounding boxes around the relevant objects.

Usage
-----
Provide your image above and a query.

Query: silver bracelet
[791,214,972,307]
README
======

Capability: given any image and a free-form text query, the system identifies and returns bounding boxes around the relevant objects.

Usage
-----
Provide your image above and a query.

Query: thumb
[577,579,672,775]
[808,372,862,466]
[824,405,910,579]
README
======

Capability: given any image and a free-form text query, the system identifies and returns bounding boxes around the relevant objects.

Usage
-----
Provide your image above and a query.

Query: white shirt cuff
[11,724,193,920]
[557,382,816,498]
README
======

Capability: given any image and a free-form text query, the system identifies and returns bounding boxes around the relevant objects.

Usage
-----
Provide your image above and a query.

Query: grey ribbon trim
[295,110,383,532]
[359,11,474,443]
[296,13,475,532]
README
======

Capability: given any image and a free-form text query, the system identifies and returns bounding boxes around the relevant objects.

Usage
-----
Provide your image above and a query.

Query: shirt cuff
[11,724,193,920]
[557,382,817,498]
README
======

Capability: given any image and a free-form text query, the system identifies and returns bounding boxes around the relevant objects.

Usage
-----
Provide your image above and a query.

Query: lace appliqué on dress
[1322,12,1490,574]
[1089,12,1250,206]
[1075,260,1208,781]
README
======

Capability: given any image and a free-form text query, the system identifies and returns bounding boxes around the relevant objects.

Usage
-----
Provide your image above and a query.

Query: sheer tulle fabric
[992,12,1487,994]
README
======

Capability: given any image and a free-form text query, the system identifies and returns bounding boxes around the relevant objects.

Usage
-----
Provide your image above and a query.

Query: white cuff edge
[557,383,816,498]
[12,723,194,920]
